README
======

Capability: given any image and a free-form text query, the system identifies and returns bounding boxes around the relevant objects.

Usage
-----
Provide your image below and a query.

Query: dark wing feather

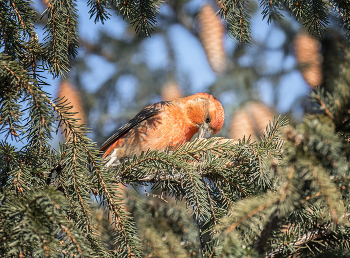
[99,101,171,151]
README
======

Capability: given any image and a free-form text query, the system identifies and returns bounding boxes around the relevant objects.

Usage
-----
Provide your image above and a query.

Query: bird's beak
[198,124,213,139]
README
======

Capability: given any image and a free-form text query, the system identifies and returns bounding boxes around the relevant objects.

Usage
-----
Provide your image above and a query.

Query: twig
[314,94,334,120]
[10,0,26,29]
[61,225,85,257]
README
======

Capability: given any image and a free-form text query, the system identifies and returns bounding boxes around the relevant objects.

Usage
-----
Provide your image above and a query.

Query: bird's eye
[205,116,211,123]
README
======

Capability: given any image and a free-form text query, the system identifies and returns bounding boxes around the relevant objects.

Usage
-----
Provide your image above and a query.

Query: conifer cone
[294,33,323,88]
[229,108,256,141]
[41,0,50,7]
[230,102,273,141]
[216,0,224,9]
[198,4,227,74]
[161,81,182,101]
[57,80,85,131]
[248,102,274,135]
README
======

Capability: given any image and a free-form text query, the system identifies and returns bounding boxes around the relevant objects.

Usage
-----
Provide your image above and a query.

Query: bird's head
[181,92,225,138]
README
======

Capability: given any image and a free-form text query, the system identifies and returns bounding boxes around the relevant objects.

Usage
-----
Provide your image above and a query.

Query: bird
[100,92,225,166]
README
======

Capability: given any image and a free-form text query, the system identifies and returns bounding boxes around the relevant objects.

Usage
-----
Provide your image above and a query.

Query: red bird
[100,92,225,166]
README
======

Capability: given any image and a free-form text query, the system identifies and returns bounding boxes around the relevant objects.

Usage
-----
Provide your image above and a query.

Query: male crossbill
[100,92,225,166]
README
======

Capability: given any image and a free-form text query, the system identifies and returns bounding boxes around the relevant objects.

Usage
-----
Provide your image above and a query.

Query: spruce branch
[0,89,22,140]
[14,161,24,194]
[121,156,177,176]
[126,192,199,256]
[265,211,350,257]
[0,187,95,256]
[106,120,285,252]
[223,175,291,236]
[0,57,29,140]
[71,134,93,233]
[131,0,159,36]
[289,0,306,20]
[0,5,8,53]
[88,0,111,24]
[311,164,345,223]
[261,0,284,24]
[259,109,350,257]
[210,173,249,197]
[116,0,134,19]
[64,0,79,60]
[60,225,85,256]
[2,57,30,89]
[219,0,252,43]
[42,0,79,76]
[10,0,27,29]
[255,165,296,254]
[330,0,350,39]
[304,0,329,36]
[202,178,218,230]
[9,0,36,37]
[0,1,36,60]
[83,148,140,257]
[24,82,51,153]
[44,4,60,76]
[43,94,140,256]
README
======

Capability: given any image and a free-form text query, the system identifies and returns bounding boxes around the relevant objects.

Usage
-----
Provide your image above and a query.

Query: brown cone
[161,81,182,101]
[57,80,85,134]
[248,102,274,136]
[230,102,274,141]
[229,108,256,141]
[294,33,323,88]
[41,0,50,7]
[216,0,225,9]
[198,4,227,74]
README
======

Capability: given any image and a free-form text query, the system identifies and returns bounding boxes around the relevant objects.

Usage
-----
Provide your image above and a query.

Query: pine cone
[216,0,224,9]
[230,102,273,141]
[161,81,182,101]
[229,108,256,141]
[294,33,323,88]
[198,4,227,74]
[41,0,50,7]
[248,102,274,136]
[57,80,85,129]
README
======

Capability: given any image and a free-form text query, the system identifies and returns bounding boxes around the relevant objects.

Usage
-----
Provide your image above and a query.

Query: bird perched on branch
[100,92,225,166]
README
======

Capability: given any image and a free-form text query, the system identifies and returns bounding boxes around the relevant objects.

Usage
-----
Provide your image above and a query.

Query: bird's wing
[99,101,171,152]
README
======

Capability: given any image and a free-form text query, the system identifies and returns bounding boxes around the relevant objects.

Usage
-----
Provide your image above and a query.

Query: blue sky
[5,0,311,148]
[34,0,309,111]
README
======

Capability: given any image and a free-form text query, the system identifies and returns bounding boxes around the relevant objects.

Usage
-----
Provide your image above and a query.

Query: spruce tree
[1,0,350,257]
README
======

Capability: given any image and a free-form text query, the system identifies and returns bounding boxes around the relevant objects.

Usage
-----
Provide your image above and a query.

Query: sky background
[33,0,309,108]
[12,0,312,149]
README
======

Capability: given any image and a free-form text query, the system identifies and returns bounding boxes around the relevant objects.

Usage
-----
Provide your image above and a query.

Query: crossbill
[100,92,225,166]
